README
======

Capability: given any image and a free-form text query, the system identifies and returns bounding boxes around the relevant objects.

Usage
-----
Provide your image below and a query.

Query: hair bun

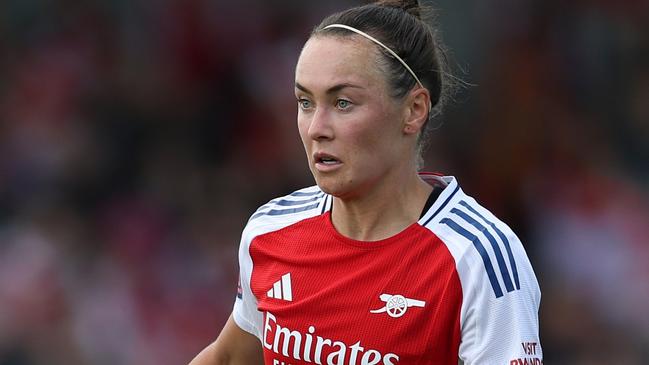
[375,0,421,18]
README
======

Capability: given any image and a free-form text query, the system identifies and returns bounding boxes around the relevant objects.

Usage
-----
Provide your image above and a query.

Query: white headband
[323,23,425,89]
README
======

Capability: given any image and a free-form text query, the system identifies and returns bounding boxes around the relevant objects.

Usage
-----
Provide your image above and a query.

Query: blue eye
[298,99,312,110]
[336,99,351,109]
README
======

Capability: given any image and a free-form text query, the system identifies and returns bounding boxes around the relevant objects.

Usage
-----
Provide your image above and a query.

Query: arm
[189,315,263,365]
[458,229,542,364]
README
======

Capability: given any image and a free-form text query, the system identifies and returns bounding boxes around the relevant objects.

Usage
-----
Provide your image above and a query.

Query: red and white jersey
[233,175,542,365]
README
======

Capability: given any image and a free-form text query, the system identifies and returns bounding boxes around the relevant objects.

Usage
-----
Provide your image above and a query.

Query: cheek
[344,114,402,167]
[297,115,310,146]
[344,123,387,162]
[349,110,398,148]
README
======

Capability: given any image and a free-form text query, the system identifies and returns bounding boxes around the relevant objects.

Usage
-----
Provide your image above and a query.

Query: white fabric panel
[424,182,542,364]
[232,186,328,339]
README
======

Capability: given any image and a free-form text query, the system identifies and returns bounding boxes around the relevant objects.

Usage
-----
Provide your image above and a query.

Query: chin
[312,174,340,195]
[313,176,337,195]
[313,174,361,200]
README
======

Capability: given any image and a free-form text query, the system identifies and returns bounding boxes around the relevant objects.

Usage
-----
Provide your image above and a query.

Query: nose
[307,106,334,141]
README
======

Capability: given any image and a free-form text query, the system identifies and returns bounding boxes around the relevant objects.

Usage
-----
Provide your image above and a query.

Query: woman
[191,1,542,364]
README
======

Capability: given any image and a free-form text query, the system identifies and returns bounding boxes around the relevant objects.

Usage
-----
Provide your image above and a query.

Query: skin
[188,315,263,364]
[188,34,431,365]
[295,35,432,241]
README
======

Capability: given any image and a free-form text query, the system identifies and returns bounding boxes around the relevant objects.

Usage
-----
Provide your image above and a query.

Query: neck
[330,171,432,241]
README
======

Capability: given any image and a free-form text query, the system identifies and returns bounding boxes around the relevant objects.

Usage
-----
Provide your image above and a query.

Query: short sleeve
[458,230,542,364]
[232,227,264,339]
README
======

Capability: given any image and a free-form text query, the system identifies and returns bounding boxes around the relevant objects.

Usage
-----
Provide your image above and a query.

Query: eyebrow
[295,82,364,95]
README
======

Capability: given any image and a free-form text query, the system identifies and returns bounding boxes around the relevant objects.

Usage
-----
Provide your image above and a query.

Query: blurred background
[0,0,647,364]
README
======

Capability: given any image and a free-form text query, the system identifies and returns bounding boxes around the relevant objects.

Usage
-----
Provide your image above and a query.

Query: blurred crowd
[0,0,647,364]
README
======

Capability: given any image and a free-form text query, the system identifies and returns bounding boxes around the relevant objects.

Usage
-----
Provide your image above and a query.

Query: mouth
[313,152,342,171]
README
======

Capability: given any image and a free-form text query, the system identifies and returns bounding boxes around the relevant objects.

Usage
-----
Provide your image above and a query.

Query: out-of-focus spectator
[0,0,647,363]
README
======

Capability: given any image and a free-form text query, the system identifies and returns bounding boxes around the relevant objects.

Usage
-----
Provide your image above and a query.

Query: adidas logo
[267,273,293,301]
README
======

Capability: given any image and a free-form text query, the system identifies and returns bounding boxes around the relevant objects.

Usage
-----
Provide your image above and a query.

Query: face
[295,35,412,199]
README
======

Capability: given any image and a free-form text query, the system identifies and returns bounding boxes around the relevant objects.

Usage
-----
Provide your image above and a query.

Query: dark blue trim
[459,201,520,290]
[320,194,329,214]
[250,202,321,220]
[275,194,323,207]
[290,190,322,197]
[441,218,504,298]
[451,208,515,293]
[422,184,460,226]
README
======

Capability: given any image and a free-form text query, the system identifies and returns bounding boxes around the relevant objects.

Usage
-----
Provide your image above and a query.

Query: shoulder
[419,176,538,300]
[418,178,543,362]
[242,185,331,242]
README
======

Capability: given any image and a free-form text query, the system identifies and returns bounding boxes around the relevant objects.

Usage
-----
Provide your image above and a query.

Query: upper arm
[189,315,263,365]
[458,231,542,364]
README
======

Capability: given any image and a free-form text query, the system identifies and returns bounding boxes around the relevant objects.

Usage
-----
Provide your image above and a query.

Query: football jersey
[233,174,542,365]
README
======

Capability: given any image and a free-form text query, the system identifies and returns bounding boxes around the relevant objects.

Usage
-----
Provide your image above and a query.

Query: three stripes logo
[441,200,521,299]
[267,273,293,301]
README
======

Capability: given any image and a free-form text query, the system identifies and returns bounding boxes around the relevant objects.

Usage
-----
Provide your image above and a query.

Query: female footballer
[190,1,542,364]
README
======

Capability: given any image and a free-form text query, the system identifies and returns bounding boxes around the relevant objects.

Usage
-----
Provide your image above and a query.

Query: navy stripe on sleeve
[275,194,323,207]
[290,190,322,197]
[459,201,520,290]
[441,217,505,298]
[451,208,516,293]
[250,202,321,221]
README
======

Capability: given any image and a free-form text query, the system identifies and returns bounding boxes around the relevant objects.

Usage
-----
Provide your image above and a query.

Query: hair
[310,0,461,168]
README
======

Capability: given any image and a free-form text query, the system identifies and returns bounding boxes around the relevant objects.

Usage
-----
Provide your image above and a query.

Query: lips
[313,152,342,171]
[314,152,341,164]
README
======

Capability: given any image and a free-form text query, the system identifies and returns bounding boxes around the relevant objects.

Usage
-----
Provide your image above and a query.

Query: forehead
[295,35,385,91]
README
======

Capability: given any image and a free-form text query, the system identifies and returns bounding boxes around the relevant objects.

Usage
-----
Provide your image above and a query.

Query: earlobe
[403,118,421,135]
[402,88,430,135]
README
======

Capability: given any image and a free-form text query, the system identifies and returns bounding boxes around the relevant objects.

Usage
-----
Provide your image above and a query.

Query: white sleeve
[230,185,326,339]
[231,226,264,340]
[458,228,542,364]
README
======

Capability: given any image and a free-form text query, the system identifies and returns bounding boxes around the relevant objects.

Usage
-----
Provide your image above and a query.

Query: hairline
[303,32,413,102]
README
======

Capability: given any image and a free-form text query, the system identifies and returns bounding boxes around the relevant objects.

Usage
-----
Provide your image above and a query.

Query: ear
[402,87,430,135]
